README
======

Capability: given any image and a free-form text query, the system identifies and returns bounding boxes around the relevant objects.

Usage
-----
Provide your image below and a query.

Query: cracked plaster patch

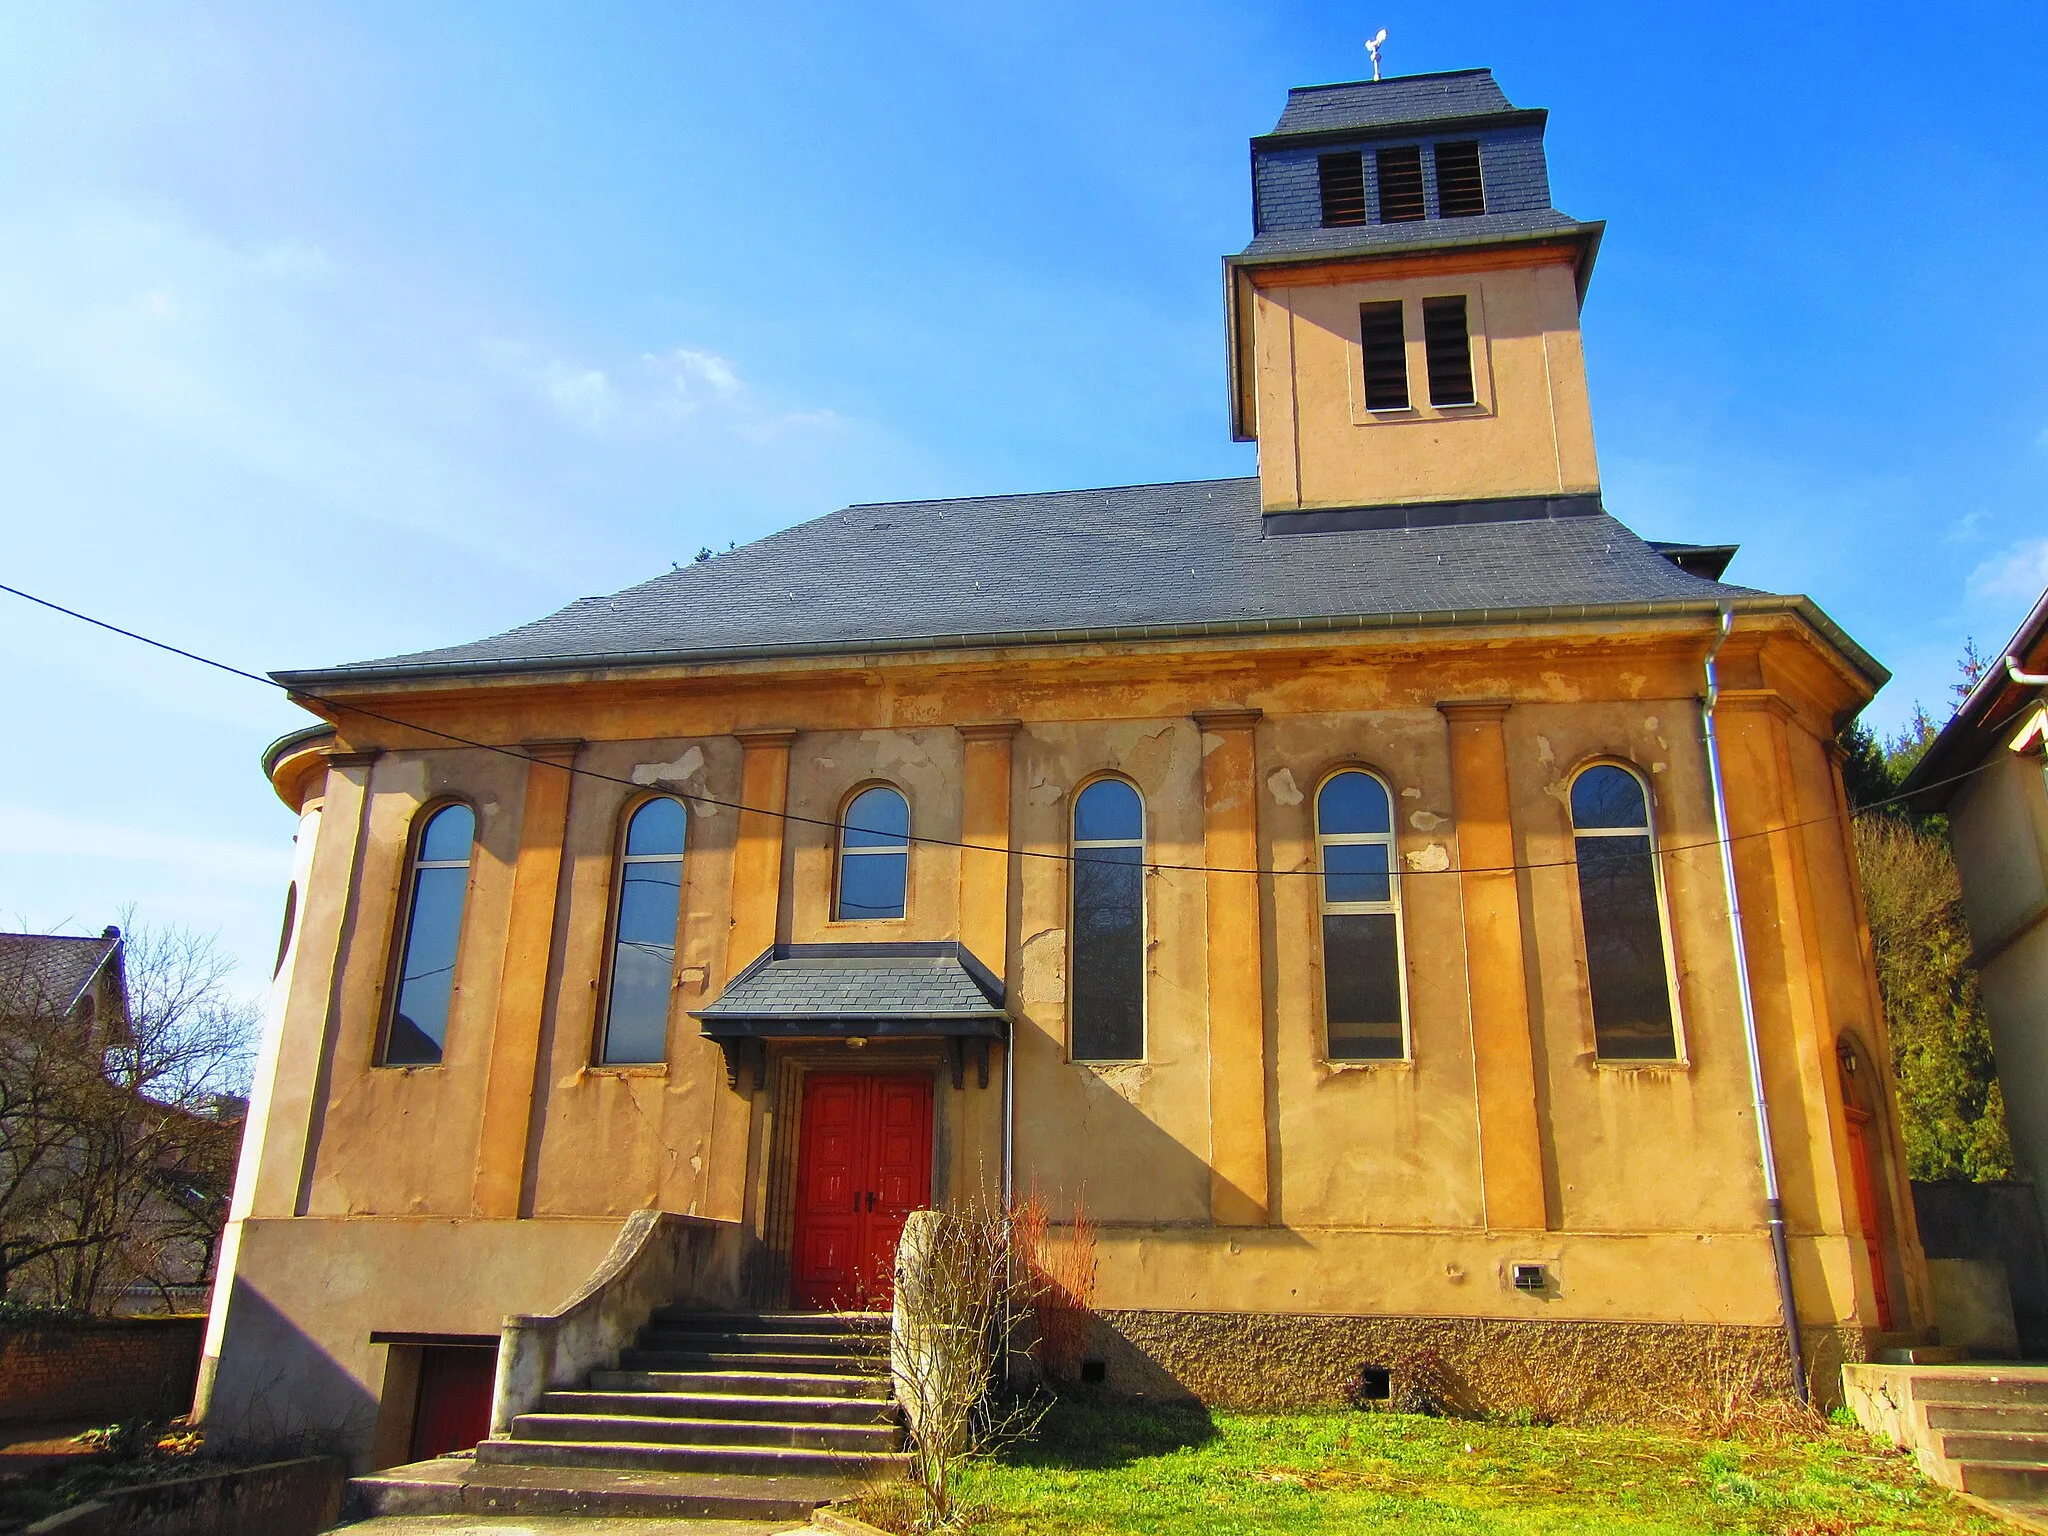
[633,747,716,813]
[1405,843,1450,872]
[1020,928,1066,1004]
[1408,809,1445,832]
[383,760,428,802]
[1401,787,1421,799]
[1266,768,1303,806]
[1026,774,1065,808]
[1090,1061,1150,1104]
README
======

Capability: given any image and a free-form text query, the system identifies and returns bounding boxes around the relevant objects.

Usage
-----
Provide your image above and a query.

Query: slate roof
[0,930,123,1017]
[695,944,1007,1031]
[1266,70,1515,138]
[1240,208,1595,264]
[279,479,1804,685]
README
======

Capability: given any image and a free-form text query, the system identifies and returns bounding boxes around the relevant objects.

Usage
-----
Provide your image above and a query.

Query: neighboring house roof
[694,943,1007,1037]
[0,928,123,1017]
[275,479,1877,688]
[1899,586,2048,810]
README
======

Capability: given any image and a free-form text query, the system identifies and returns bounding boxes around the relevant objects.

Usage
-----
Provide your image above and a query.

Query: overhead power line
[0,578,1986,881]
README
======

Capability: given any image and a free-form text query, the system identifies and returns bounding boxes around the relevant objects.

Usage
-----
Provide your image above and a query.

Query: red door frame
[1844,1103,1896,1330]
[791,1072,934,1310]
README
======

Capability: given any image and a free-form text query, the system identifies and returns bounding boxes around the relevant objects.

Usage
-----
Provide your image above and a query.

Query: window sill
[586,1064,668,1078]
[1322,1057,1412,1074]
[1590,1057,1690,1073]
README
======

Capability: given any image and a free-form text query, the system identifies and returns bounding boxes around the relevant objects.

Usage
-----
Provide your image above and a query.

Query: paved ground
[334,1517,809,1535]
[0,1419,104,1475]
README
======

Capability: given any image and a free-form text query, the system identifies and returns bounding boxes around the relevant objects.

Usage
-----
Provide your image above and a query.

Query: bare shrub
[1675,1343,1826,1444]
[890,1203,1044,1531]
[1010,1191,1097,1385]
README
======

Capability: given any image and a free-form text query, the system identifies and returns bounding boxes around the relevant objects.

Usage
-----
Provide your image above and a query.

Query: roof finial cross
[1365,28,1387,81]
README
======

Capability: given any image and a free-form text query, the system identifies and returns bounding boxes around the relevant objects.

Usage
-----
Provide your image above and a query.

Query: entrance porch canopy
[692,942,1009,1091]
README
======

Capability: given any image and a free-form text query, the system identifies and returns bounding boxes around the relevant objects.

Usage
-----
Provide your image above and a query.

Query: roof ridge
[1286,68,1496,94]
[842,474,1256,512]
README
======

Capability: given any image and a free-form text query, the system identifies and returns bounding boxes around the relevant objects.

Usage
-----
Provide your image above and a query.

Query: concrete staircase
[349,1312,906,1524]
[1844,1363,2048,1528]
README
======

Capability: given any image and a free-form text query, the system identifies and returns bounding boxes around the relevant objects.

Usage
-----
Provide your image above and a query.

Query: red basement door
[791,1072,934,1311]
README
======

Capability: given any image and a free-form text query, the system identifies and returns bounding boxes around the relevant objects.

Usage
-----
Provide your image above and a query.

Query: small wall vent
[1079,1359,1107,1385]
[1512,1262,1549,1293]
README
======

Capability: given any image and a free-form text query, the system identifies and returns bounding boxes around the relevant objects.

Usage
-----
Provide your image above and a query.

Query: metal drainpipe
[1701,607,1810,1403]
[2009,655,2048,688]
[1001,1025,1015,1209]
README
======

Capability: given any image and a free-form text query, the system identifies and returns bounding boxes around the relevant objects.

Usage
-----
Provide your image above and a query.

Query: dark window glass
[837,786,909,919]
[602,797,686,1065]
[1571,766,1678,1060]
[1360,301,1409,411]
[1318,151,1367,227]
[1433,140,1485,217]
[1317,772,1405,1061]
[1376,145,1425,222]
[385,804,475,1066]
[1071,780,1144,1061]
[273,881,297,979]
[1422,296,1475,407]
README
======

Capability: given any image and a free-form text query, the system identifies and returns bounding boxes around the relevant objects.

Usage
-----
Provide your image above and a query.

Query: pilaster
[1437,700,1548,1232]
[1195,707,1269,1226]
[471,739,583,1219]
[957,721,1020,986]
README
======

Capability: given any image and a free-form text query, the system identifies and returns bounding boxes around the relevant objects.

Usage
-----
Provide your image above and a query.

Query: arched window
[1316,770,1407,1060]
[1070,778,1145,1062]
[601,796,687,1065]
[1570,764,1679,1060]
[836,786,909,920]
[383,803,476,1066]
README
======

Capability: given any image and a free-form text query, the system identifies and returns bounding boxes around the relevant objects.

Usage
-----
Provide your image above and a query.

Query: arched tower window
[1570,764,1679,1060]
[1316,769,1408,1060]
[836,785,910,921]
[601,796,687,1065]
[383,803,475,1066]
[1070,778,1145,1062]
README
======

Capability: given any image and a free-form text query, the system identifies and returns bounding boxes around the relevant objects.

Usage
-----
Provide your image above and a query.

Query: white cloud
[0,804,286,887]
[486,338,841,442]
[1945,508,1991,544]
[1969,537,2048,601]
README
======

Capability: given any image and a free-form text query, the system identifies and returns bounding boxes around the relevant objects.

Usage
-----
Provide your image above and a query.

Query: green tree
[1838,647,2013,1182]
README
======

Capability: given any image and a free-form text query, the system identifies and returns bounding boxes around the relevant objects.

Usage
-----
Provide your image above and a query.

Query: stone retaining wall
[1081,1309,1865,1421]
[22,1456,344,1536]
[0,1317,206,1424]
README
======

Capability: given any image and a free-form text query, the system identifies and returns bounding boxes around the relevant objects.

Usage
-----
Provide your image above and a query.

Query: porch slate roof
[694,944,1007,1035]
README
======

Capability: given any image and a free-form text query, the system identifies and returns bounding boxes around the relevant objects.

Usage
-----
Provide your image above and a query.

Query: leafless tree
[0,917,256,1312]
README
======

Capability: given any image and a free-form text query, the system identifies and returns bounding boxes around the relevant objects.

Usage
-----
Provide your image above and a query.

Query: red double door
[791,1073,934,1311]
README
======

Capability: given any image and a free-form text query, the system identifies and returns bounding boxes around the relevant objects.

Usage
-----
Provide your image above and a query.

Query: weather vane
[1366,28,1387,81]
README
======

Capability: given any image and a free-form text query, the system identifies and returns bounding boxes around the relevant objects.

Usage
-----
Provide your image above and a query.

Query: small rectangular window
[1422,296,1475,407]
[1376,146,1425,222]
[1359,301,1409,411]
[1433,140,1484,217]
[1317,152,1367,227]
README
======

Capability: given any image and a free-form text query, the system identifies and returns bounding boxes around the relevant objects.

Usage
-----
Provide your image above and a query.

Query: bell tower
[1224,69,1607,521]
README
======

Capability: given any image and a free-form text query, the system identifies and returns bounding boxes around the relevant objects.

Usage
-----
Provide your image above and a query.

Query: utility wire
[0,578,1994,880]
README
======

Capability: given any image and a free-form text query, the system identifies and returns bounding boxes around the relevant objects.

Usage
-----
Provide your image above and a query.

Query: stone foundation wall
[1080,1309,1866,1422]
[0,1317,206,1425]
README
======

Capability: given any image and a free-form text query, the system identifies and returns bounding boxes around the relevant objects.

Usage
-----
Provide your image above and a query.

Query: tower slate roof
[278,481,1877,688]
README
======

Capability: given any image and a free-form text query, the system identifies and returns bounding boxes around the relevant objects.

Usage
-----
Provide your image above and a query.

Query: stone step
[638,1327,878,1357]
[512,1411,900,1454]
[591,1368,891,1399]
[617,1348,881,1376]
[1912,1374,2048,1407]
[1940,1431,2048,1465]
[543,1389,894,1425]
[1879,1346,1971,1365]
[477,1436,912,1482]
[1960,1460,2048,1500]
[1927,1404,2048,1433]
[650,1308,889,1332]
[345,1454,860,1522]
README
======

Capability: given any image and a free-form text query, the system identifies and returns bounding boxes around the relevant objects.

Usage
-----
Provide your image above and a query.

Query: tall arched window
[1070,778,1145,1062]
[601,796,687,1065]
[836,785,909,920]
[383,803,475,1066]
[1570,764,1679,1060]
[1317,770,1408,1060]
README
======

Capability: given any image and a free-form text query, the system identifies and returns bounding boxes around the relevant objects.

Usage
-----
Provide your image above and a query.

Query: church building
[200,68,1927,1466]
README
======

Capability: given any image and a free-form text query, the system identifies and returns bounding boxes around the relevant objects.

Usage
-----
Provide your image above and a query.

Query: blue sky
[3,2,2044,999]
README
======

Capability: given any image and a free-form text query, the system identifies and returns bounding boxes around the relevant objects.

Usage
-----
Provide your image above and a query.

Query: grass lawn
[854,1401,2010,1536]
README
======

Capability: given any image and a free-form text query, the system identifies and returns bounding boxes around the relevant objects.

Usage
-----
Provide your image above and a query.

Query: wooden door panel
[790,1072,934,1311]
[1845,1106,1895,1330]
